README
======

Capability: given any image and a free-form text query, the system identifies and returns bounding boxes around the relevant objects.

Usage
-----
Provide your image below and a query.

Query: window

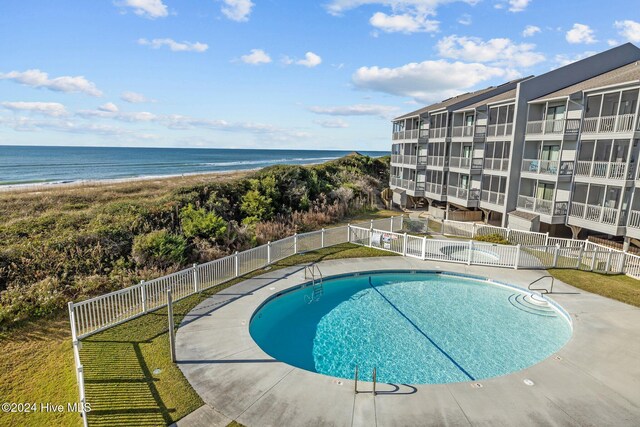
[546,104,566,120]
[536,183,554,200]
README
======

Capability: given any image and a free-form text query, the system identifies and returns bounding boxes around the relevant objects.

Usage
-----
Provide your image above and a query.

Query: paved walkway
[175,257,640,427]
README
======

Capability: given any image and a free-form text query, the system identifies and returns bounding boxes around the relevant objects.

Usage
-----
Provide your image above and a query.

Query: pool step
[508,293,557,317]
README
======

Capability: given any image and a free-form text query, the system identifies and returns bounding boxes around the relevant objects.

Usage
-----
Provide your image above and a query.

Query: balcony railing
[389,177,425,192]
[582,114,636,134]
[451,126,474,138]
[569,202,620,225]
[449,156,484,170]
[424,182,443,196]
[480,190,505,206]
[486,123,513,137]
[447,186,480,201]
[629,210,640,229]
[520,159,574,176]
[474,125,486,138]
[484,158,509,171]
[574,161,628,180]
[427,156,445,167]
[428,127,448,139]
[392,129,420,140]
[391,154,418,165]
[525,118,581,135]
[517,196,555,215]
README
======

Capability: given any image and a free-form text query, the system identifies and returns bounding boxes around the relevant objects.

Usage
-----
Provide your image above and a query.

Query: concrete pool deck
[174,257,640,427]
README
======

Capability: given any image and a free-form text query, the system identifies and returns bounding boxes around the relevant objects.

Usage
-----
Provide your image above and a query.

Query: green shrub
[132,230,188,269]
[179,205,227,240]
[475,233,510,245]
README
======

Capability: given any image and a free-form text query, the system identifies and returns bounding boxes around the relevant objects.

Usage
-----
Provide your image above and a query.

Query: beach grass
[0,241,397,427]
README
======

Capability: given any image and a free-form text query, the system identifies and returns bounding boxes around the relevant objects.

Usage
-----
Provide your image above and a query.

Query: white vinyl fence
[67,216,403,426]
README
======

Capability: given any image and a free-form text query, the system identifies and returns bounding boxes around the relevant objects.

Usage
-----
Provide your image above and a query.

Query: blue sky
[0,0,639,151]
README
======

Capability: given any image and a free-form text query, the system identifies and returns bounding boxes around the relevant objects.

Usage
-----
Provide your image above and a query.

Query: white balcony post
[267,241,272,264]
[140,280,147,313]
[514,244,521,270]
[403,233,408,256]
[468,240,473,265]
[553,244,560,268]
[422,236,427,260]
[193,263,199,293]
[321,229,325,248]
[294,233,298,254]
[234,251,239,277]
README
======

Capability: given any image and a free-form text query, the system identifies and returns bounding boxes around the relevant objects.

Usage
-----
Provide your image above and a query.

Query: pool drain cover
[524,379,535,386]
[471,383,483,389]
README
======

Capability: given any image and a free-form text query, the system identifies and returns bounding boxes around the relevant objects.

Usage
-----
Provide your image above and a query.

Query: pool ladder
[354,365,377,395]
[304,264,323,303]
[528,275,555,294]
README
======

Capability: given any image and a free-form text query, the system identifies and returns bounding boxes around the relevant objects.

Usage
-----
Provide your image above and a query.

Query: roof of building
[454,88,517,112]
[532,61,640,103]
[393,78,529,121]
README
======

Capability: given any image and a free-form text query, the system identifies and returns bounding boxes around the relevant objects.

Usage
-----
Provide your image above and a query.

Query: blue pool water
[250,272,572,384]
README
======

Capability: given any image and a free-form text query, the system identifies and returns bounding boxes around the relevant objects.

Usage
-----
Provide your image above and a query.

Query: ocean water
[0,145,388,186]
[250,272,572,384]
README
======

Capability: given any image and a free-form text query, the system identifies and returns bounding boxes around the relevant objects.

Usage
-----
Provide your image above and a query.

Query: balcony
[447,186,480,203]
[391,154,417,165]
[389,177,425,193]
[480,190,505,206]
[451,126,474,138]
[574,161,629,180]
[392,129,420,140]
[483,158,509,172]
[628,210,640,229]
[486,123,513,138]
[521,160,574,177]
[581,114,637,134]
[517,196,566,216]
[525,118,581,136]
[424,182,444,198]
[427,156,446,167]
[569,202,621,226]
[449,157,484,170]
[428,127,448,139]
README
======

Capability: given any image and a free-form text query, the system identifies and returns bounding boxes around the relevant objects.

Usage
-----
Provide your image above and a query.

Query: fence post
[591,248,597,271]
[400,214,404,230]
[514,244,521,270]
[140,280,147,313]
[553,244,560,268]
[193,263,199,293]
[68,302,89,427]
[390,216,394,231]
[347,224,351,242]
[468,240,473,265]
[321,229,325,248]
[472,223,477,238]
[545,233,550,246]
[422,236,427,260]
[234,251,239,277]
[294,233,298,254]
[370,219,374,230]
[403,233,408,256]
[605,249,613,274]
[267,241,272,264]
[506,228,511,243]
[368,225,373,247]
[619,251,627,274]
[577,244,585,269]
[167,288,176,363]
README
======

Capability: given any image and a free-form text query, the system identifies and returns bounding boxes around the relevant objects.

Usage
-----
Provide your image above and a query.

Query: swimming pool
[250,271,572,384]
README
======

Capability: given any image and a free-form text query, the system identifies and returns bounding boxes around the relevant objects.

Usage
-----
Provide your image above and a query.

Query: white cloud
[566,23,596,44]
[98,102,119,113]
[308,104,400,119]
[554,51,597,67]
[352,60,516,103]
[314,119,349,128]
[121,91,156,104]
[458,14,472,26]
[507,0,531,12]
[436,35,545,67]
[221,0,254,22]
[325,0,478,16]
[240,49,272,65]
[1,101,68,117]
[369,12,439,33]
[120,0,168,19]
[522,25,541,37]
[0,69,103,97]
[615,20,640,43]
[297,52,322,68]
[137,38,208,52]
[607,39,619,47]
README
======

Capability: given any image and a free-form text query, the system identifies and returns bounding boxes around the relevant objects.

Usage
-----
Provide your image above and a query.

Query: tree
[179,205,227,241]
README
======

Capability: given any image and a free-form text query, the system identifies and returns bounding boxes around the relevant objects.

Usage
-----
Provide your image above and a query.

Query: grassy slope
[0,242,397,427]
[549,269,640,308]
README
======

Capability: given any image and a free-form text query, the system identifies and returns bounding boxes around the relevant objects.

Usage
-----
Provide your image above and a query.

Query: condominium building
[390,43,640,246]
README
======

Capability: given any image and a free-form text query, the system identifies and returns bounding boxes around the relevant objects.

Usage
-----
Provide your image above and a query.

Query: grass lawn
[0,243,396,427]
[548,269,640,308]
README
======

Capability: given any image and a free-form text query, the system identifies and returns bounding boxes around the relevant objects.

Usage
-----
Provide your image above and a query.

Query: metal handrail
[528,275,554,294]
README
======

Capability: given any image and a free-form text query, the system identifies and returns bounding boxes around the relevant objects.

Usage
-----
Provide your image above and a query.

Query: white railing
[427,155,445,167]
[569,201,621,225]
[629,210,640,229]
[424,182,443,196]
[486,123,513,137]
[392,129,420,140]
[391,154,418,165]
[428,127,448,138]
[574,161,628,179]
[582,114,636,134]
[517,196,554,215]
[521,159,560,175]
[484,158,509,171]
[449,156,471,169]
[480,190,505,206]
[451,126,474,138]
